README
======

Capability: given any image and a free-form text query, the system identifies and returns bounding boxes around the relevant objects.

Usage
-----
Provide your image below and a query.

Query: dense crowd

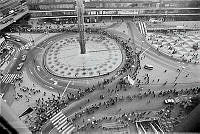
[25,28,140,133]
[73,86,200,133]
[7,20,118,34]
[18,26,200,133]
[28,75,200,133]
[6,19,200,133]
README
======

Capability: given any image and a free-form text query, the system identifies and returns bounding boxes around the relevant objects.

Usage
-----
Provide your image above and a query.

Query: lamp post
[61,81,71,99]
[174,66,185,83]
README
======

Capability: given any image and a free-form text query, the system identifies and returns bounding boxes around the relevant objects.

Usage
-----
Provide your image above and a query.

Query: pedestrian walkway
[50,111,75,134]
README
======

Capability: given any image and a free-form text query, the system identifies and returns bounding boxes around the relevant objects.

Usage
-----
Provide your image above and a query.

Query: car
[15,38,21,42]
[4,35,11,39]
[0,93,4,98]
[144,64,153,70]
[9,10,14,14]
[21,55,27,61]
[149,18,162,23]
[164,98,175,104]
[17,63,24,71]
[10,49,15,55]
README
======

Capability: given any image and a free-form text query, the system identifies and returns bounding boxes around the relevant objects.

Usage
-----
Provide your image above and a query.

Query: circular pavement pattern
[44,33,123,78]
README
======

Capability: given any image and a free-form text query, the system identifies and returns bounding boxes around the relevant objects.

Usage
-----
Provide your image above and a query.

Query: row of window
[31,11,76,17]
[36,4,73,10]
[27,2,200,11]
[26,0,74,4]
[30,9,200,18]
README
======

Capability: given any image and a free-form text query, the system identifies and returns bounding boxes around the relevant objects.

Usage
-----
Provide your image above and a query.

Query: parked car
[15,38,21,42]
[164,98,175,104]
[17,63,24,71]
[21,55,26,61]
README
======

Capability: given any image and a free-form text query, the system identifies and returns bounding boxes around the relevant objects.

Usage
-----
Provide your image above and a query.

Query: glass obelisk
[76,0,86,54]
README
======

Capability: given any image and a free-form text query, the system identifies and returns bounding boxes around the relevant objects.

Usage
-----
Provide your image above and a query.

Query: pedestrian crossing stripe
[62,126,75,134]
[0,74,20,83]
[138,22,147,36]
[50,111,75,134]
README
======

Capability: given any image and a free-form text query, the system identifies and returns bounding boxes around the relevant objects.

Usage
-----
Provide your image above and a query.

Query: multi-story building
[26,0,200,22]
[0,0,29,30]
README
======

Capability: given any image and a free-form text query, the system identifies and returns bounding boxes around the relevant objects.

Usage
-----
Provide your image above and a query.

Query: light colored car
[164,98,175,104]
[15,38,21,42]
[5,35,11,39]
[17,63,24,71]
[21,55,27,61]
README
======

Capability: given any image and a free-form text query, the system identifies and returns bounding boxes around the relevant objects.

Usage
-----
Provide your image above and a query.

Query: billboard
[117,9,139,15]
[102,10,117,15]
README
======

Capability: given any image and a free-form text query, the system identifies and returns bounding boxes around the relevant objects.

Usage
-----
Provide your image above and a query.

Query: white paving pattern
[147,32,200,64]
[44,33,123,78]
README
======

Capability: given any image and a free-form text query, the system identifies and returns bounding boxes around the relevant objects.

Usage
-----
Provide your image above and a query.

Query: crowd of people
[6,19,120,34]
[25,28,140,133]
[28,73,200,133]
[72,86,200,133]
[5,18,200,134]
[15,85,41,102]
[18,24,200,133]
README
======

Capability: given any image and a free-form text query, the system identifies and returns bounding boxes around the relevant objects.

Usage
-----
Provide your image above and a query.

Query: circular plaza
[43,33,124,78]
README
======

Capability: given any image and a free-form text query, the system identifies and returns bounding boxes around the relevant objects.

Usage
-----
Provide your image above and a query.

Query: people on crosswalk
[50,111,75,134]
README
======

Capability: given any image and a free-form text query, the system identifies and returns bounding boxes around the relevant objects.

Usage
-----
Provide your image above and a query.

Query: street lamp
[174,66,185,82]
[61,81,71,99]
[141,41,145,52]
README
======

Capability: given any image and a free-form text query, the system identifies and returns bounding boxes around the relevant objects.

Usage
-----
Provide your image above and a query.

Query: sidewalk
[10,70,59,116]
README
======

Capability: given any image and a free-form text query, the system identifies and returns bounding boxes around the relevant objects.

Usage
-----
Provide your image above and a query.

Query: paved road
[28,21,200,134]
[25,32,128,94]
[127,21,200,81]
[0,36,28,94]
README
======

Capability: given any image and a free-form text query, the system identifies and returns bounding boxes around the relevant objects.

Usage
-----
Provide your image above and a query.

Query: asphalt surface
[4,21,200,134]
[0,36,29,94]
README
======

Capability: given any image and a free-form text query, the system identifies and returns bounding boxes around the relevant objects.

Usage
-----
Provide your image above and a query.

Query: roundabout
[25,28,138,134]
[2,0,200,133]
[44,33,123,78]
